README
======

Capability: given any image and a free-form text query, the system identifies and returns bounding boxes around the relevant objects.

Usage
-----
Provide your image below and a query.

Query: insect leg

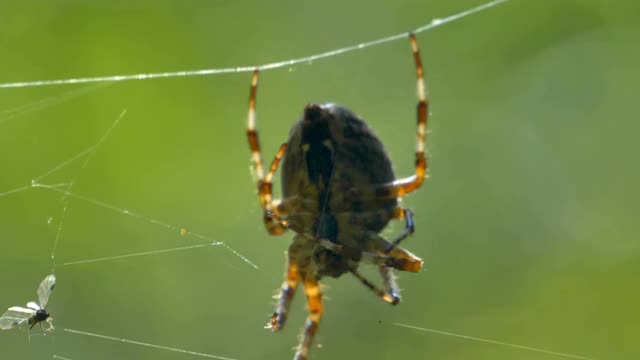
[246,69,288,235]
[295,276,323,360]
[270,245,300,331]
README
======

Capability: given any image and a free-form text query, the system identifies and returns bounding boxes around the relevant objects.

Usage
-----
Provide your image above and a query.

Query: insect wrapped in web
[246,33,428,360]
[0,274,56,332]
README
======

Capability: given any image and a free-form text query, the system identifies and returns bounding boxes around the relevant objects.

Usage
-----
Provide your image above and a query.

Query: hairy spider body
[281,104,398,278]
[246,33,429,360]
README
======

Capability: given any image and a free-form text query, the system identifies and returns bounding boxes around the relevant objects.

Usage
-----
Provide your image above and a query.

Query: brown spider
[246,33,428,360]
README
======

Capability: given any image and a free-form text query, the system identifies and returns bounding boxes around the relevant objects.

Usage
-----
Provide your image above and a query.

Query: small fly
[0,274,56,331]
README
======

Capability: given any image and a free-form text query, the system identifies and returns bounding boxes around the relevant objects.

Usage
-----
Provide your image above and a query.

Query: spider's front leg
[259,142,289,235]
[246,69,289,235]
[375,33,429,198]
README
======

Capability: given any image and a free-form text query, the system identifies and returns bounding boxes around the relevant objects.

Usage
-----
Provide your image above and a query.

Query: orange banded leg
[261,143,288,234]
[385,207,415,254]
[377,33,429,198]
[246,69,288,235]
[361,250,422,273]
[384,246,422,273]
[366,232,423,273]
[294,276,323,360]
[270,247,300,331]
[350,267,400,305]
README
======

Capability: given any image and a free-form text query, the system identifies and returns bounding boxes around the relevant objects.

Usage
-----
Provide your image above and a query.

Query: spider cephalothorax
[246,33,429,360]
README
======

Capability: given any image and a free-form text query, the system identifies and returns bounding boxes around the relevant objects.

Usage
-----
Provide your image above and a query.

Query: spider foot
[388,290,400,306]
[269,311,287,331]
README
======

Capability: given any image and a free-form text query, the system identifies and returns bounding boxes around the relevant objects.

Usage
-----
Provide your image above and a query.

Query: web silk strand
[64,328,238,360]
[0,0,511,89]
[393,323,595,360]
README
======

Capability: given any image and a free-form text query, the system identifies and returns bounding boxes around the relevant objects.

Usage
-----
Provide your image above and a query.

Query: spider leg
[246,69,288,235]
[262,143,289,234]
[266,210,422,272]
[365,231,423,273]
[294,275,323,360]
[350,247,418,306]
[270,244,300,331]
[380,265,401,303]
[377,33,429,198]
[359,249,422,273]
[385,207,415,254]
[349,267,399,305]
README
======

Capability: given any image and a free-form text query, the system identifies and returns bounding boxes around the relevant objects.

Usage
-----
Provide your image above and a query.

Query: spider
[246,33,428,360]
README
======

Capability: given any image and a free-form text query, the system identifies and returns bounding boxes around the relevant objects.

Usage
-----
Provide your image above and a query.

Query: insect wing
[5,307,35,316]
[0,307,35,330]
[37,274,56,309]
[26,301,41,311]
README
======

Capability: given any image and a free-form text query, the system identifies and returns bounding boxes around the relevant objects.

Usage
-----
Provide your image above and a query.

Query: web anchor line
[0,0,511,89]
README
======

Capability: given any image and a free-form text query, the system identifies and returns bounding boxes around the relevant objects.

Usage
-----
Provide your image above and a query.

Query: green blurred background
[1,0,638,359]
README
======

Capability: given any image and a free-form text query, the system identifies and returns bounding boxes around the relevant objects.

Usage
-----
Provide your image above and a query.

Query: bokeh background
[1,0,638,359]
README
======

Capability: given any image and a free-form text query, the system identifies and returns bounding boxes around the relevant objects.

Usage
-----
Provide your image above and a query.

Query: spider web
[0,0,602,359]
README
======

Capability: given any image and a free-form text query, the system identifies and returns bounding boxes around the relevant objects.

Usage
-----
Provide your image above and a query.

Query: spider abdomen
[281,103,398,250]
